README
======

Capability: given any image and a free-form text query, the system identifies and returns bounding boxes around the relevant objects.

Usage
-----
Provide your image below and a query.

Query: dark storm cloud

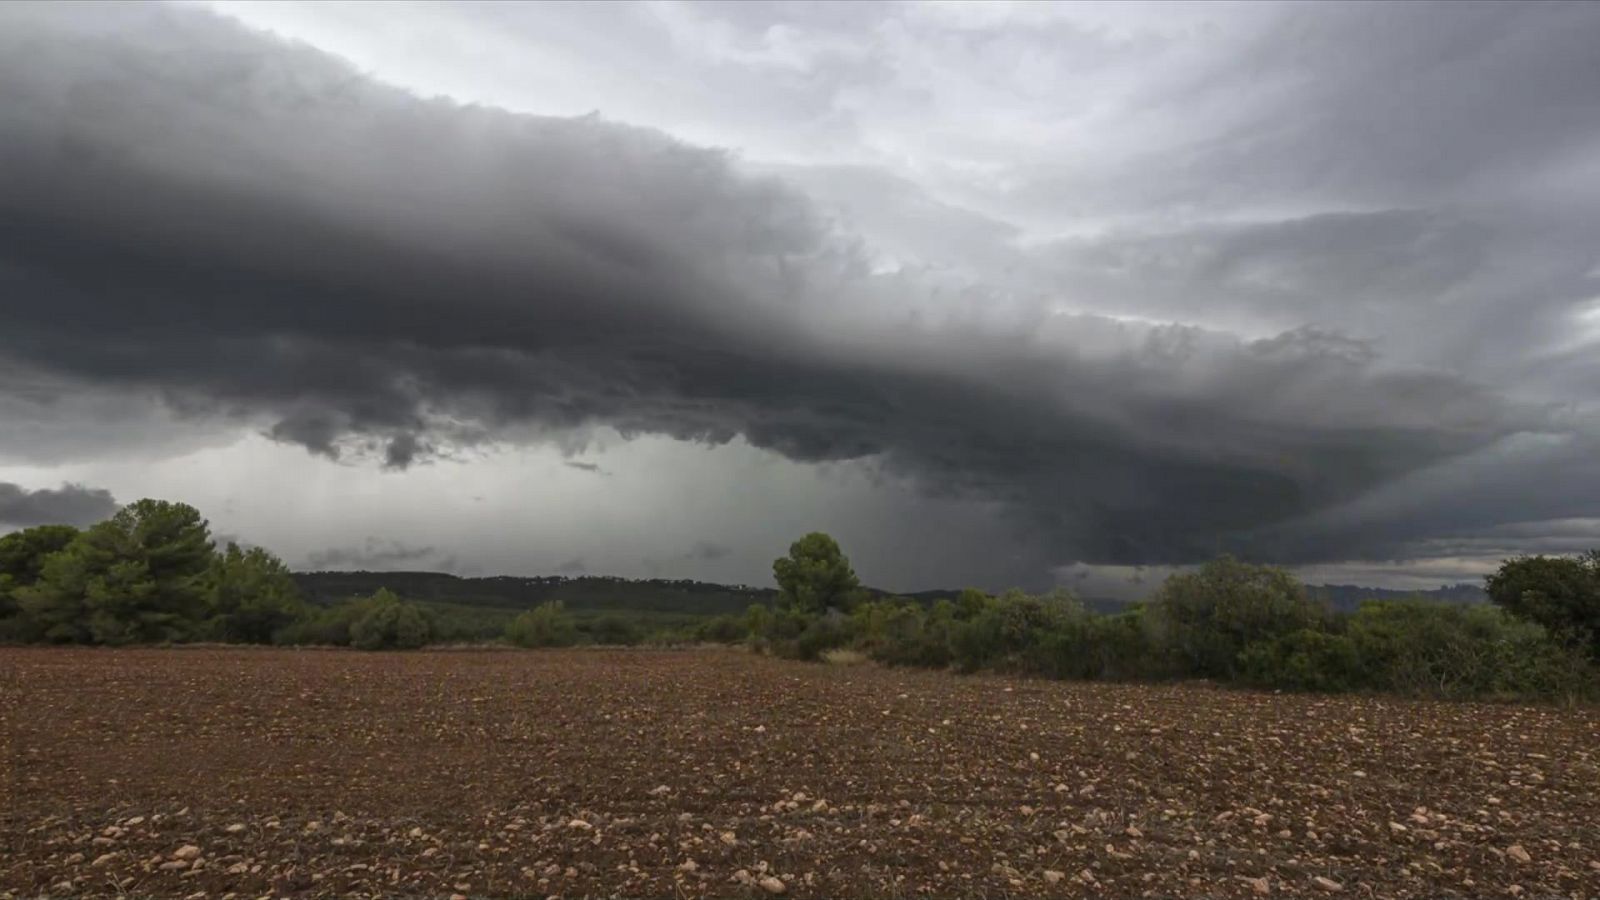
[306,539,440,570]
[0,482,119,528]
[2,2,1597,581]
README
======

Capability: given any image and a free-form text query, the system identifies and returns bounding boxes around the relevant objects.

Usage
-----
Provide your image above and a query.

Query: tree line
[2,501,1597,701]
[733,533,1600,703]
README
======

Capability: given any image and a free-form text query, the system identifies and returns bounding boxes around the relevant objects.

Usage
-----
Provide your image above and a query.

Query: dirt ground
[2,647,1597,899]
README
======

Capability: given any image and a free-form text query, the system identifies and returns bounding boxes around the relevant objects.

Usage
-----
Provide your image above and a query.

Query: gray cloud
[306,538,442,570]
[0,482,119,529]
[685,541,732,561]
[2,2,1598,585]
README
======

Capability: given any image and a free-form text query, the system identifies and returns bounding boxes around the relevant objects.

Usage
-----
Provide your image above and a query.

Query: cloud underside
[2,3,1598,578]
[0,482,119,528]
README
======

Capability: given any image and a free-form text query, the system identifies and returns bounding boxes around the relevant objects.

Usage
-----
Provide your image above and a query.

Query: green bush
[694,613,748,644]
[349,589,432,650]
[1146,557,1322,679]
[505,600,578,648]
[584,613,642,646]
[1239,628,1366,692]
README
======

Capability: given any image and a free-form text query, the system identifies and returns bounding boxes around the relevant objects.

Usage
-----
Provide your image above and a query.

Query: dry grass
[820,647,870,666]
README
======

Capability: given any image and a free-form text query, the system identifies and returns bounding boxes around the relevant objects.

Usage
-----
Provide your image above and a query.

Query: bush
[694,613,748,644]
[584,613,641,646]
[349,589,432,650]
[1239,628,1366,692]
[506,601,578,648]
[1146,557,1322,679]
[1346,601,1585,699]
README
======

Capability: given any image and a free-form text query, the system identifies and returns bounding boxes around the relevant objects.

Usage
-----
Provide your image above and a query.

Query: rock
[758,875,787,895]
[678,859,698,873]
[719,830,737,846]
[224,824,246,834]
[1506,844,1531,864]
[649,785,672,797]
[1125,825,1143,838]
[64,853,85,865]
[226,863,249,875]
[567,819,593,831]
[172,846,201,861]
[991,863,1022,880]
[1242,876,1270,895]
[450,895,467,900]
[1389,822,1407,833]
[1043,870,1065,884]
[1313,875,1343,892]
[158,860,189,872]
[92,853,118,867]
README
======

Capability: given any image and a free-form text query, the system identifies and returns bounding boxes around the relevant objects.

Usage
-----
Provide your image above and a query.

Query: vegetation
[772,531,863,614]
[1,500,1595,702]
[505,601,579,648]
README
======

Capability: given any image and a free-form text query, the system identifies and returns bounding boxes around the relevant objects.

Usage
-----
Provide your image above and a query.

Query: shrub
[584,613,641,646]
[349,589,432,650]
[1238,628,1366,692]
[1146,557,1322,679]
[505,600,578,648]
[694,613,748,644]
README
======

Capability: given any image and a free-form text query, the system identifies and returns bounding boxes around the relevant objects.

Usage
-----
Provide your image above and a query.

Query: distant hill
[293,570,1488,619]
[293,570,775,618]
[1308,582,1486,612]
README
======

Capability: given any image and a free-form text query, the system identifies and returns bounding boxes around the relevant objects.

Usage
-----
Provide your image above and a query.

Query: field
[3,649,1598,899]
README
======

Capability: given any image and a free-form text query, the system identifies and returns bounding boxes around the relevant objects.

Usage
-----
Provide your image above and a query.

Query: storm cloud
[2,2,1598,586]
[0,482,119,528]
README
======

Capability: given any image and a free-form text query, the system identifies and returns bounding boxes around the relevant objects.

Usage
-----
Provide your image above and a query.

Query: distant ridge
[294,570,1487,617]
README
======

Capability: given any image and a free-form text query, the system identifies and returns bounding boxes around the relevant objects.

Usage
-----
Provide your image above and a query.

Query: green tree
[1147,556,1321,679]
[772,532,860,614]
[505,600,577,648]
[19,500,213,644]
[206,543,306,643]
[0,524,80,638]
[1485,552,1600,661]
[350,588,432,650]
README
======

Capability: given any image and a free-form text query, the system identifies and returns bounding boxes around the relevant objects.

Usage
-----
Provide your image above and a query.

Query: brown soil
[3,647,1597,898]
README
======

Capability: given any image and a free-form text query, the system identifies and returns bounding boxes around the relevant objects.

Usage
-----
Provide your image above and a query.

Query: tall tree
[206,542,306,643]
[0,524,80,637]
[772,532,860,614]
[20,499,214,644]
[1486,551,1600,661]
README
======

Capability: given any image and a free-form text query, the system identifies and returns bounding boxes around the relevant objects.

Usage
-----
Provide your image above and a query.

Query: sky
[2,0,1599,595]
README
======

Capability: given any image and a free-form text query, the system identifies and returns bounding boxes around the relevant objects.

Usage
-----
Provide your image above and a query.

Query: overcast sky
[2,1,1598,595]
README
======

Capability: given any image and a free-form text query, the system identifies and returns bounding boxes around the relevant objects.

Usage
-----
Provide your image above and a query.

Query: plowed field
[3,647,1597,898]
